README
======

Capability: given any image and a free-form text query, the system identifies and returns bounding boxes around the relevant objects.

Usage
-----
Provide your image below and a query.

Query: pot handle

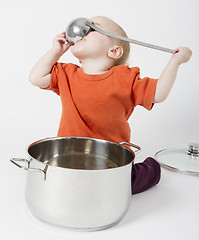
[119,142,141,154]
[10,158,47,180]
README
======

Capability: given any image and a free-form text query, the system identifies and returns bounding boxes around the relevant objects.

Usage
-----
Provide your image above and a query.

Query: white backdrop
[1,0,199,239]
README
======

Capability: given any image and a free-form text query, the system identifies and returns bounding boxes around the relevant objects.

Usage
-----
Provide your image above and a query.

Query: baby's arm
[29,32,70,88]
[153,47,192,103]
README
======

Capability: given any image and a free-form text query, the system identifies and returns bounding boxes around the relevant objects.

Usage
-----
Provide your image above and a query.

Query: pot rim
[26,136,137,171]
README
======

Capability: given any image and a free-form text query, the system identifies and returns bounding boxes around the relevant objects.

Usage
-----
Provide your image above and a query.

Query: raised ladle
[66,17,174,53]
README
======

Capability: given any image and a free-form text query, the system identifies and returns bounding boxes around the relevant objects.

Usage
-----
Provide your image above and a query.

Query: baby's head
[70,16,130,67]
[93,16,130,66]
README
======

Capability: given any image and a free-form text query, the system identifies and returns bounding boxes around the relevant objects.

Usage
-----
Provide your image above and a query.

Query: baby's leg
[131,157,161,194]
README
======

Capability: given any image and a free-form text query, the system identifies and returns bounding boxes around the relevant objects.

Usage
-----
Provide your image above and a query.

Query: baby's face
[70,16,117,61]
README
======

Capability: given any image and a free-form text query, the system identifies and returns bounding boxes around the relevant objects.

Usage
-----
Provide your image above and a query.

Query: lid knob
[187,143,199,156]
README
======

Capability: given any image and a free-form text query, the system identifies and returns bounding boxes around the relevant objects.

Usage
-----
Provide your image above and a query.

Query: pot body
[12,137,138,230]
[25,162,132,230]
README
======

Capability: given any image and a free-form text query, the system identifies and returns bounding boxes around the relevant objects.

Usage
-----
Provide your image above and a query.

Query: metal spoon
[66,17,174,53]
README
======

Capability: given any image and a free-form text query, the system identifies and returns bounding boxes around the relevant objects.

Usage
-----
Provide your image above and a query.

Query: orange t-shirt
[46,63,158,143]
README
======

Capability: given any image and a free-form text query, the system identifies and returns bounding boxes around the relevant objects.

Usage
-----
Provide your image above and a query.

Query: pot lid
[155,143,199,176]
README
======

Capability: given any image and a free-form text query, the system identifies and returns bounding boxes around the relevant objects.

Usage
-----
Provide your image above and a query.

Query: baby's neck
[80,59,113,75]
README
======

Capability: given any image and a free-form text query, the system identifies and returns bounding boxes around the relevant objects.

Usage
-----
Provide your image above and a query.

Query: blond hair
[91,16,130,66]
[109,20,130,66]
[114,31,130,66]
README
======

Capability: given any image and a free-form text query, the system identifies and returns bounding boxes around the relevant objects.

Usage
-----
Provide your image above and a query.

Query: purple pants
[131,157,161,194]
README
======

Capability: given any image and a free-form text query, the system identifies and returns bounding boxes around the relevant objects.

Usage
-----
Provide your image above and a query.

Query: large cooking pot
[11,137,140,231]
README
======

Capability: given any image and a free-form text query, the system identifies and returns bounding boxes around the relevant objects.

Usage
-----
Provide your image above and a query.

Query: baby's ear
[108,46,123,60]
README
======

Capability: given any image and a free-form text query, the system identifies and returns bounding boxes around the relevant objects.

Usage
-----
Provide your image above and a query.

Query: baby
[29,16,192,194]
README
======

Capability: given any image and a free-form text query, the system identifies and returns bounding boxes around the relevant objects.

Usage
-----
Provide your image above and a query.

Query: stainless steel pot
[11,137,140,231]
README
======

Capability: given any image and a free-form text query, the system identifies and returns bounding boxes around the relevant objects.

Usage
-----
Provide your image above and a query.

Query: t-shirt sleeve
[131,69,158,110]
[43,62,61,95]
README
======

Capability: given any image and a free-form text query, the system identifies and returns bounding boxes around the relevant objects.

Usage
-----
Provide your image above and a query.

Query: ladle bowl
[66,17,92,45]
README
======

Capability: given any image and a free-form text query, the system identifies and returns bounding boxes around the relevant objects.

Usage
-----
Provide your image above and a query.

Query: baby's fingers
[173,48,179,54]
[185,47,192,55]
[54,32,67,43]
[181,47,192,59]
[56,36,66,43]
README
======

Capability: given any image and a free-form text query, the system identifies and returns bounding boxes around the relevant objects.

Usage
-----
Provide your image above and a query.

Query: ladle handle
[86,21,174,54]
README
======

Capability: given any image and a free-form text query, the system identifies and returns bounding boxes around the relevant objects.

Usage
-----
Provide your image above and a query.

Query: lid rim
[157,161,199,176]
[155,147,199,177]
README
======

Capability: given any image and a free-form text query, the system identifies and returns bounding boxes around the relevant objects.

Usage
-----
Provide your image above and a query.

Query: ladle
[66,17,174,53]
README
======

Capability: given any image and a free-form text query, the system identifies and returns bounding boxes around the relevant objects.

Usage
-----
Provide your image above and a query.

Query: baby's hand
[172,47,192,65]
[52,32,70,56]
